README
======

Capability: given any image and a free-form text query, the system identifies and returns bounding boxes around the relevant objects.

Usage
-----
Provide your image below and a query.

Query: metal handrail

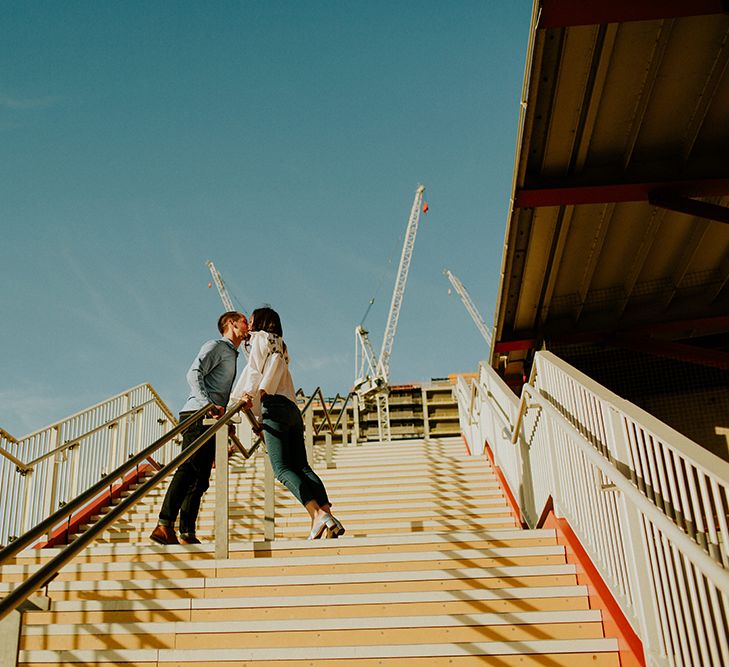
[1,384,177,547]
[0,404,211,566]
[456,352,729,665]
[0,399,259,622]
[299,387,355,437]
[0,384,175,446]
[510,363,538,444]
[0,428,18,445]
[229,406,265,459]
[0,447,27,471]
[20,399,159,470]
[525,382,729,587]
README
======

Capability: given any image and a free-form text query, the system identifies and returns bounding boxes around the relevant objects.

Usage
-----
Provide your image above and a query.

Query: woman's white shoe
[328,515,346,538]
[308,513,336,540]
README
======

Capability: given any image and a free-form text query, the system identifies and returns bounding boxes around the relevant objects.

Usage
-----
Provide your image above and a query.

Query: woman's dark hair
[250,306,283,337]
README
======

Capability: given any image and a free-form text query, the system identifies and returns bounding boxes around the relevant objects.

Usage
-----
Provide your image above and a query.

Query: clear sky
[1,1,532,436]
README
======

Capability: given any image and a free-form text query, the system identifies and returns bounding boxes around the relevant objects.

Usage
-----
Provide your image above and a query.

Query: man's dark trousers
[158,412,216,537]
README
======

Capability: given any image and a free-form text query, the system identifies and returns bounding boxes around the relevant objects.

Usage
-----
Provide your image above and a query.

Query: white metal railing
[456,351,729,667]
[0,384,177,547]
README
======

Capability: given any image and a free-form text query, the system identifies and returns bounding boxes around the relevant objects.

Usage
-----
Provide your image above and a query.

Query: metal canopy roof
[492,0,729,379]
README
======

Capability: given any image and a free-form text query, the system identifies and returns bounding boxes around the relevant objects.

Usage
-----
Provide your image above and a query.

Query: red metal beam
[649,193,729,225]
[514,178,729,209]
[539,0,729,29]
[493,338,536,353]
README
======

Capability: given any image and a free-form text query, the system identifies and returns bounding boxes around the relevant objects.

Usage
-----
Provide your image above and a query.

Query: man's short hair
[218,311,245,334]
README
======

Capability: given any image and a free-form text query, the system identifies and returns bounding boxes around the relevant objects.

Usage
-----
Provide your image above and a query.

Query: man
[150,311,249,545]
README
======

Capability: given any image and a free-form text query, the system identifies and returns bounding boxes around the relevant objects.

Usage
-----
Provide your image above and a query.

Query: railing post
[340,407,349,447]
[604,405,665,665]
[325,431,334,469]
[304,408,314,461]
[132,407,144,457]
[421,386,430,441]
[107,422,119,477]
[40,427,62,539]
[352,399,360,445]
[117,394,130,469]
[543,411,565,520]
[212,421,229,560]
[68,444,81,501]
[263,453,275,542]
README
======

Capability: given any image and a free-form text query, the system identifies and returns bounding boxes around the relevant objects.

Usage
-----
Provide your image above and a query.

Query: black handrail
[0,400,254,622]
[298,387,356,437]
[0,404,210,566]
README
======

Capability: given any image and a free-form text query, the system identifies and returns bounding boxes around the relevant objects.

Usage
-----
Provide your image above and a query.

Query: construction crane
[354,184,427,442]
[444,269,492,347]
[206,260,237,313]
[206,260,249,359]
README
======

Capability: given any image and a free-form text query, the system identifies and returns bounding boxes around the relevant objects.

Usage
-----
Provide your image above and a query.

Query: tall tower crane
[444,269,492,347]
[206,260,237,313]
[355,184,426,442]
[206,260,248,359]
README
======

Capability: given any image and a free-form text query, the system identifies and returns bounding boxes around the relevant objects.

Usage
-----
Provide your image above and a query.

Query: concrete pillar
[0,608,20,667]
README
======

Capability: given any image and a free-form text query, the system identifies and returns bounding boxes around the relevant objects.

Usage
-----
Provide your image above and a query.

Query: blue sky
[1,2,531,435]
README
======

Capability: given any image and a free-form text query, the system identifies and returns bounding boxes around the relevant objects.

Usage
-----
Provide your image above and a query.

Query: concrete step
[113,496,508,521]
[28,563,579,602]
[19,638,620,665]
[89,515,519,544]
[3,545,567,583]
[12,529,559,564]
[21,610,606,650]
[108,505,514,529]
[25,585,593,624]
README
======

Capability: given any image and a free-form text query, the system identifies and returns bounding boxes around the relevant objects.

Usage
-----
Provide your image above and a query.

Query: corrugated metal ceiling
[492,1,729,380]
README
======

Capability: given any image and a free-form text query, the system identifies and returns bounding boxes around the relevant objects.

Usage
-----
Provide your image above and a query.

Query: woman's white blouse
[230,331,297,415]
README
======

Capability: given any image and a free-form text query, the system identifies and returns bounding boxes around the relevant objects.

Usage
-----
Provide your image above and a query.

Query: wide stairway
[2,436,621,666]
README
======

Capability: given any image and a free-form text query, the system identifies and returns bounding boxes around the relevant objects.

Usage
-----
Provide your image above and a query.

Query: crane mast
[354,184,426,443]
[206,260,236,313]
[379,184,426,381]
[444,269,492,347]
[206,260,248,359]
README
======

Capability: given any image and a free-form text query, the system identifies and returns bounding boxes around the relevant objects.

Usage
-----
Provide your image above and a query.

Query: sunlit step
[90,516,519,544]
[25,585,591,624]
[19,638,620,665]
[13,529,559,565]
[116,496,507,521]
[110,504,513,528]
[2,545,566,583]
[31,563,579,602]
[21,610,606,651]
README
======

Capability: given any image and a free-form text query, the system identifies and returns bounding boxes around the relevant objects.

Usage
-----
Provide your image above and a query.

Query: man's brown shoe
[150,524,179,545]
[179,534,201,545]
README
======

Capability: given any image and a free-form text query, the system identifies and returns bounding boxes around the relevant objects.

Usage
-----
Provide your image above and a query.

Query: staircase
[3,436,621,666]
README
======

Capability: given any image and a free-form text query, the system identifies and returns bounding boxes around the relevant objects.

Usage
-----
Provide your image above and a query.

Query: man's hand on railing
[208,405,226,419]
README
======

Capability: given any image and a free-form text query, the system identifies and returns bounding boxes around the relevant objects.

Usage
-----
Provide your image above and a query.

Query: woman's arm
[259,352,286,397]
[229,334,267,403]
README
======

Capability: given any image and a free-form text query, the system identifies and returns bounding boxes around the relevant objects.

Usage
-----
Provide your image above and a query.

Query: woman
[231,306,345,539]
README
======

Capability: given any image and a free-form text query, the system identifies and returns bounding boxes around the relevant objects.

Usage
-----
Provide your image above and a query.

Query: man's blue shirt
[181,337,239,412]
